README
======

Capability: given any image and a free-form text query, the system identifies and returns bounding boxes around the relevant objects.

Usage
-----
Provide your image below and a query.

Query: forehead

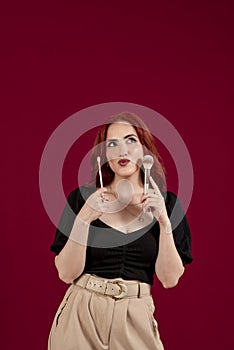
[106,122,137,139]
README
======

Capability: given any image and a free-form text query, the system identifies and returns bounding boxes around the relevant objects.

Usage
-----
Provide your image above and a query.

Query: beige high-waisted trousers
[48,274,164,350]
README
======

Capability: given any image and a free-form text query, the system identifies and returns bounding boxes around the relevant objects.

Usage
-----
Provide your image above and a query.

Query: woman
[48,112,193,350]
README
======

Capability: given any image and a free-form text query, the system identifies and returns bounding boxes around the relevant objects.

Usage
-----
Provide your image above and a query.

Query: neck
[110,173,143,193]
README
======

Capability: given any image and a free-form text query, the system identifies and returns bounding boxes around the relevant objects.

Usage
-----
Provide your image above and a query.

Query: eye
[126,137,137,144]
[106,140,118,147]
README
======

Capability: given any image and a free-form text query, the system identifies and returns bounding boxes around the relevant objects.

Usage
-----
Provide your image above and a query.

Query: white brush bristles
[142,155,154,194]
[142,155,154,170]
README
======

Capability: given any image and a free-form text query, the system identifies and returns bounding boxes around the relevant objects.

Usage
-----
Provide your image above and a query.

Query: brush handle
[97,157,104,188]
[99,169,103,188]
[144,168,150,194]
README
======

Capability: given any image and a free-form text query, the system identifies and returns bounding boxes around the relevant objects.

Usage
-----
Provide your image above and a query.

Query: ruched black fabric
[50,186,193,285]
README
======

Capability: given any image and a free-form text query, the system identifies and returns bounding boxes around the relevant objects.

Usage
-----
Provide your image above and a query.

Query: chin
[110,162,140,177]
[116,168,139,178]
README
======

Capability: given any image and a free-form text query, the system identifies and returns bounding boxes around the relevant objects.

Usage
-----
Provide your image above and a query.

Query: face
[105,122,144,180]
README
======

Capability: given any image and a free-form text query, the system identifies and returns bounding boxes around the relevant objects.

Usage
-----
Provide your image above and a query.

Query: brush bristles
[142,155,154,169]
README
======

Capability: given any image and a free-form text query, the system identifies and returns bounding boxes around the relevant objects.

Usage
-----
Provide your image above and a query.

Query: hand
[142,176,170,227]
[77,187,109,224]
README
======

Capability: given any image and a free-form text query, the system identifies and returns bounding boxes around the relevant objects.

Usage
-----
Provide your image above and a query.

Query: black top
[50,186,193,285]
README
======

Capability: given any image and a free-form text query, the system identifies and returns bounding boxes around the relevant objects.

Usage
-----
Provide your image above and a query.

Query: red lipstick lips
[118,159,130,166]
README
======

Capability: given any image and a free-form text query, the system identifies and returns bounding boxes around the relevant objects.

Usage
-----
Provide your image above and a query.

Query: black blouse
[50,186,193,285]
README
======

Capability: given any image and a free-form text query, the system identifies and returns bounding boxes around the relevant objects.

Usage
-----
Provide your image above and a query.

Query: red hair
[90,112,166,191]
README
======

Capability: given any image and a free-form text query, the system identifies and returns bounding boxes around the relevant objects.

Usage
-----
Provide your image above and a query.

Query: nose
[118,140,128,157]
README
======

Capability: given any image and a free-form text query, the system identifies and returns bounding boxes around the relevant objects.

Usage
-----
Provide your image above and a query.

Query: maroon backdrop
[1,1,233,349]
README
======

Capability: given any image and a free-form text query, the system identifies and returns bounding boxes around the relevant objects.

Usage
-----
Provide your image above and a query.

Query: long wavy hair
[90,112,166,192]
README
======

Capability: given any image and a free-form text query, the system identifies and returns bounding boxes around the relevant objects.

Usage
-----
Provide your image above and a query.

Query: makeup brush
[142,155,154,195]
[97,156,103,188]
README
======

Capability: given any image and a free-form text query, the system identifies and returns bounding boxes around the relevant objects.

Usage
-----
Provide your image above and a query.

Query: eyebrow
[107,134,138,142]
[124,134,138,139]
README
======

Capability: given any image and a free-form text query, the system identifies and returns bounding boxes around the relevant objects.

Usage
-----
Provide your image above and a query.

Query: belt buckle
[111,281,128,299]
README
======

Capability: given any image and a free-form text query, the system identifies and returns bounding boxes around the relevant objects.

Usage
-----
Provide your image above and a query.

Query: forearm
[55,218,90,284]
[155,221,184,288]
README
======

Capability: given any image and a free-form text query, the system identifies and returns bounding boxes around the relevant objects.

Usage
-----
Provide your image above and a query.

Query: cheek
[106,148,118,161]
[129,143,143,160]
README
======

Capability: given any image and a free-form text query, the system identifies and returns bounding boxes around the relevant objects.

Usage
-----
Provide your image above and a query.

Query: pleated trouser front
[48,282,164,350]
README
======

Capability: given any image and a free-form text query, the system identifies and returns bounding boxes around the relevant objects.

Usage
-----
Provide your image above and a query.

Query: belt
[73,273,151,300]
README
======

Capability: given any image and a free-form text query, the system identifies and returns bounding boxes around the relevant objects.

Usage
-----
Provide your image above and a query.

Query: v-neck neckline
[95,217,157,235]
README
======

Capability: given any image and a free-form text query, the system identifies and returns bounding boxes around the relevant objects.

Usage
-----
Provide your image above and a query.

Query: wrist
[76,213,92,225]
[69,217,90,245]
[159,218,172,234]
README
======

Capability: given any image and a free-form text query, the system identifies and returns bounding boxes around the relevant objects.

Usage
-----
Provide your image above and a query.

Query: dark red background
[1,1,233,349]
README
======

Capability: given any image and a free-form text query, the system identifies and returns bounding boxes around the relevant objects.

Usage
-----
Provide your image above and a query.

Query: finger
[149,176,161,195]
[144,192,161,199]
[149,176,159,191]
[142,197,158,208]
[87,190,107,211]
[97,187,108,196]
[143,197,164,208]
[96,188,108,202]
[141,193,150,202]
[143,202,154,213]
[142,198,150,208]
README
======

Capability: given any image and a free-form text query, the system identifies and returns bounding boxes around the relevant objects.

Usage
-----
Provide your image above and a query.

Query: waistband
[73,273,151,300]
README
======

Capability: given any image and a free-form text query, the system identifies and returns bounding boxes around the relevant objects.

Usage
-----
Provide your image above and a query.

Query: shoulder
[163,190,178,207]
[163,191,186,217]
[66,185,96,207]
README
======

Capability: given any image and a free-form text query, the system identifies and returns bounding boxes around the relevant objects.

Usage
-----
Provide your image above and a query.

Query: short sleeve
[49,186,95,255]
[165,191,193,266]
